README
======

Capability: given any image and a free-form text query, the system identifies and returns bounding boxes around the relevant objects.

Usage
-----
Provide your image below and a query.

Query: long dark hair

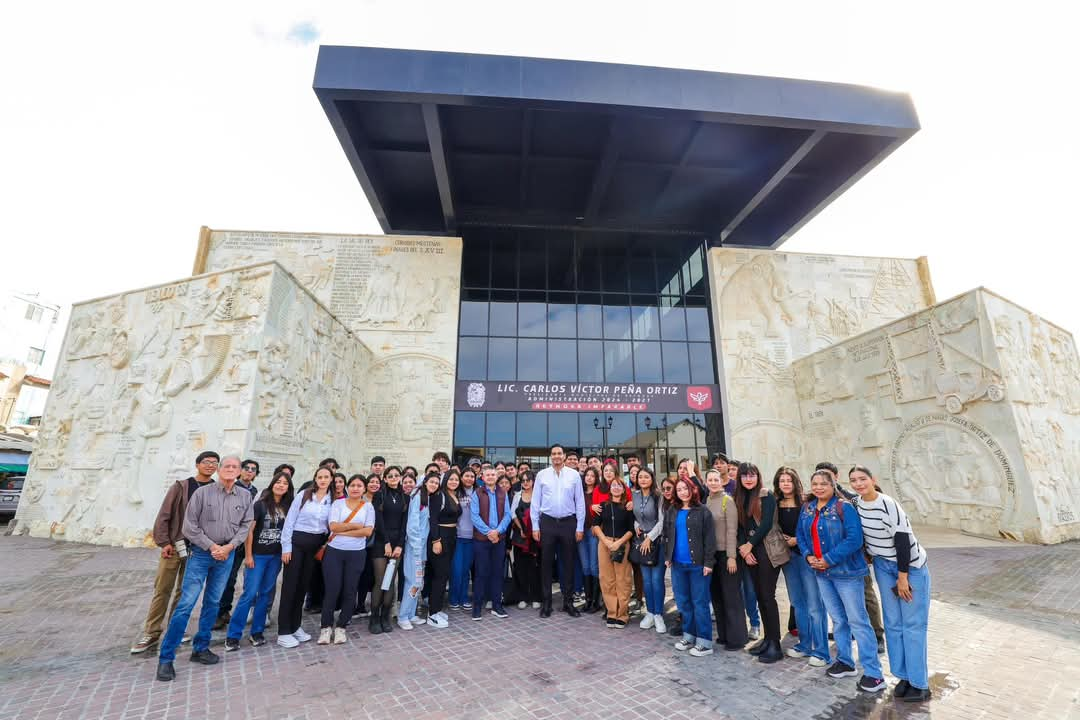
[300,466,333,508]
[582,467,601,496]
[673,476,701,508]
[734,461,764,527]
[607,477,630,509]
[258,471,294,518]
[772,466,805,503]
[418,472,441,508]
[442,470,461,508]
[635,467,660,498]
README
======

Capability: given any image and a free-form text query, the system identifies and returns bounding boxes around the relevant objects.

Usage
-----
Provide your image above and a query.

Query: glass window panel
[488,338,516,380]
[459,301,488,336]
[518,339,546,380]
[518,230,546,290]
[490,233,517,288]
[656,250,683,297]
[489,292,516,336]
[659,299,687,341]
[662,342,690,383]
[549,412,579,446]
[578,340,604,381]
[517,412,547,447]
[607,413,637,447]
[486,413,515,446]
[579,414,603,446]
[601,243,630,293]
[685,303,711,341]
[454,411,485,446]
[462,232,491,288]
[629,256,657,293]
[457,337,487,380]
[548,339,577,381]
[687,247,705,295]
[631,305,660,340]
[605,341,634,382]
[689,343,716,384]
[603,305,631,339]
[519,300,546,337]
[632,341,662,383]
[486,447,517,464]
[548,234,575,291]
[547,295,577,337]
[577,303,603,338]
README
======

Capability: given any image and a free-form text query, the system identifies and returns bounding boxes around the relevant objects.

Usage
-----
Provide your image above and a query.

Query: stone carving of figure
[356,262,403,325]
[895,455,934,518]
[857,404,885,448]
[257,339,289,434]
[163,334,197,398]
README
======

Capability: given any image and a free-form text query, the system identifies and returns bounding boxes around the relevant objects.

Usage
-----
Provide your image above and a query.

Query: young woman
[353,474,382,619]
[369,468,406,634]
[797,470,884,693]
[449,468,477,610]
[663,477,715,656]
[331,473,347,500]
[225,471,293,650]
[849,466,931,702]
[402,474,417,496]
[509,471,542,609]
[631,467,666,633]
[774,466,829,667]
[277,467,333,648]
[579,467,605,613]
[678,458,707,498]
[660,477,676,511]
[595,476,635,628]
[735,461,787,663]
[426,471,462,628]
[398,473,439,630]
[319,475,375,645]
[705,468,747,651]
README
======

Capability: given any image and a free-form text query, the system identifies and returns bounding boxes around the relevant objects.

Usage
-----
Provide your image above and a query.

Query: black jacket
[372,486,407,556]
[662,504,717,568]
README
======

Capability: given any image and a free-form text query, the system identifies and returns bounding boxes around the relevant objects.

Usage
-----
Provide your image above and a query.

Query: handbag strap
[325,501,365,545]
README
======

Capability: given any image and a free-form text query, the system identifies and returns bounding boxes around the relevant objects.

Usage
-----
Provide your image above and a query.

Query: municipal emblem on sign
[686,386,713,410]
[466,382,487,408]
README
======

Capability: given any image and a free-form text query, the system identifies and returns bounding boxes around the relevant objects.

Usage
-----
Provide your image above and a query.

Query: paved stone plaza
[0,529,1077,720]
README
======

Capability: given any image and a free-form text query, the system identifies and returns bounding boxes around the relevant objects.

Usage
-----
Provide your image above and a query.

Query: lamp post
[593,415,613,457]
[643,416,667,471]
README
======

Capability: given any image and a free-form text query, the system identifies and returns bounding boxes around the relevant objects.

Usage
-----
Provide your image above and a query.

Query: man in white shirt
[531,443,586,618]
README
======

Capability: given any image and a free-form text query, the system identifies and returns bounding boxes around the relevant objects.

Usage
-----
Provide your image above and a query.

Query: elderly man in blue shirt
[470,467,512,620]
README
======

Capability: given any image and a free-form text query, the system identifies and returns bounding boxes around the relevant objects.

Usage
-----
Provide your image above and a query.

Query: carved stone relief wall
[199,229,462,466]
[15,263,373,547]
[792,289,1080,544]
[707,248,933,476]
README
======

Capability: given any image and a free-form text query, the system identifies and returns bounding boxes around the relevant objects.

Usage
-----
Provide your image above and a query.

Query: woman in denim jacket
[397,474,438,630]
[796,470,885,694]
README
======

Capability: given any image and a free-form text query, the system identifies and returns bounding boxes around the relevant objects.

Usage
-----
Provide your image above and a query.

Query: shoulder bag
[759,488,790,567]
[315,501,364,562]
[628,496,660,566]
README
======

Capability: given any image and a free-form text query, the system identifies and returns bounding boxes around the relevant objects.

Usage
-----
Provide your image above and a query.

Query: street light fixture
[593,415,613,457]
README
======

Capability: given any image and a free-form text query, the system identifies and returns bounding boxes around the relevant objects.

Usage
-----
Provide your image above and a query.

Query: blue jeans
[670,562,712,649]
[577,533,599,577]
[159,546,233,662]
[226,554,281,640]
[449,538,473,606]
[740,565,760,626]
[640,558,666,616]
[874,558,931,690]
[783,557,830,662]
[472,538,506,613]
[398,546,425,622]
[817,575,882,678]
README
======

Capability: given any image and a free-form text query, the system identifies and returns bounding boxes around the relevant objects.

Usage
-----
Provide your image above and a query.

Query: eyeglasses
[242,466,257,472]
[199,459,219,466]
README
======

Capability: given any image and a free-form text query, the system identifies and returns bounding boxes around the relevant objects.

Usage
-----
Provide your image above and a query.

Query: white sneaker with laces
[639,612,655,629]
[518,601,528,609]
[409,616,423,626]
[786,648,808,658]
[427,615,449,628]
[436,611,448,621]
[689,646,714,657]
[654,615,667,634]
[397,619,414,630]
[294,627,312,643]
[674,639,693,651]
[808,656,828,667]
[332,628,347,644]
[317,627,332,645]
[532,602,541,609]
[277,633,299,648]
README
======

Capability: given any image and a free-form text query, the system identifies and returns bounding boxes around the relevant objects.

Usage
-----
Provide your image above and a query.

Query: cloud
[286,21,319,45]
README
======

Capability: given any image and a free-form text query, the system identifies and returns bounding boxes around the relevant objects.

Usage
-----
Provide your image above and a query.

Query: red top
[811,509,824,560]
[588,486,611,522]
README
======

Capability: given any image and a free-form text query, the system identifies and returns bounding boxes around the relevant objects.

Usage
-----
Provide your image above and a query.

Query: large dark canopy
[314,45,918,247]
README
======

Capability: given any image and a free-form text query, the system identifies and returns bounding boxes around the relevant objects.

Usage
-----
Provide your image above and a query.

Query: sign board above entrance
[455,381,721,413]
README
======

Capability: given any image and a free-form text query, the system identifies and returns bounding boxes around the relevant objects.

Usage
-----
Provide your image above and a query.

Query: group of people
[131,445,932,704]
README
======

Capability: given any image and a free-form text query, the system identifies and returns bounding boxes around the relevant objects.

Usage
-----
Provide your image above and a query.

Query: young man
[564,452,579,472]
[214,458,261,628]
[130,451,219,654]
[156,456,253,682]
[531,444,586,618]
[470,467,512,620]
[586,455,602,473]
[626,454,642,471]
[432,451,451,481]
[370,456,386,477]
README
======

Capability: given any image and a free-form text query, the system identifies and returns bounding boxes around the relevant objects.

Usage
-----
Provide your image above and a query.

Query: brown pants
[142,554,186,639]
[596,536,633,623]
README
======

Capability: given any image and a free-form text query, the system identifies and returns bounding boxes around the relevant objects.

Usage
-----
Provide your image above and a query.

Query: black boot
[380,606,394,633]
[586,577,602,614]
[757,639,783,664]
[369,610,383,635]
[747,638,769,655]
[582,577,595,613]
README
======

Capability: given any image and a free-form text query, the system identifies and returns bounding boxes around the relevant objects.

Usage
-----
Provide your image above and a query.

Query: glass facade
[454,229,725,474]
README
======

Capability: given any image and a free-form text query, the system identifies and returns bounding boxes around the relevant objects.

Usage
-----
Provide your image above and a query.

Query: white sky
[4,1,1079,346]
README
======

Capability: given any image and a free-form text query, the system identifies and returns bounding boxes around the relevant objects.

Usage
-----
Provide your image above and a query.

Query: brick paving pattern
[0,533,1078,720]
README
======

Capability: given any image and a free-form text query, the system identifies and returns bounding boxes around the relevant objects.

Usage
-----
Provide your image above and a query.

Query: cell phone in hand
[891,584,914,597]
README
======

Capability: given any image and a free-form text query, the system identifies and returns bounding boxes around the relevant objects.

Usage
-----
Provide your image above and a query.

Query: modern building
[311,45,919,473]
[0,291,62,429]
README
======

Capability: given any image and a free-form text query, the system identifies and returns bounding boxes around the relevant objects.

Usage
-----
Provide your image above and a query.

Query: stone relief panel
[793,289,1080,544]
[14,263,373,547]
[707,248,932,473]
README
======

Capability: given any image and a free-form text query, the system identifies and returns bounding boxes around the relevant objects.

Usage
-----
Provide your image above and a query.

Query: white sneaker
[436,611,448,621]
[689,646,714,657]
[808,656,828,667]
[463,602,472,610]
[518,601,528,609]
[397,619,414,630]
[277,633,299,648]
[409,616,423,626]
[639,612,655,629]
[332,628,347,644]
[786,648,808,658]
[316,627,332,645]
[654,615,667,634]
[674,639,693,651]
[427,615,448,629]
[294,627,312,643]
[748,625,760,641]
[485,601,492,609]
[532,602,541,609]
